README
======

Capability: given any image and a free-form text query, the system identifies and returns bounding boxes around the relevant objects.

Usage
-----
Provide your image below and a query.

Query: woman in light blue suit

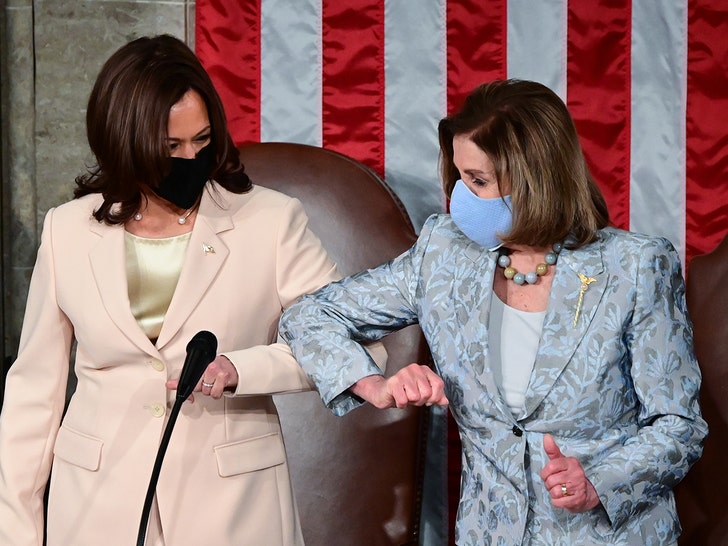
[280,80,707,545]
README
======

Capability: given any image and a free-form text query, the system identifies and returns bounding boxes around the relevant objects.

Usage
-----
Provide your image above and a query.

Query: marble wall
[1,0,195,384]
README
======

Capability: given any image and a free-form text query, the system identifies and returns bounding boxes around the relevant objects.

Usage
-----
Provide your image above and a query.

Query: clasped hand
[165,355,239,401]
[350,363,449,409]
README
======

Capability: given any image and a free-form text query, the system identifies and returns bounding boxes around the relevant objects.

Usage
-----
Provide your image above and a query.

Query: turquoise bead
[497,241,563,286]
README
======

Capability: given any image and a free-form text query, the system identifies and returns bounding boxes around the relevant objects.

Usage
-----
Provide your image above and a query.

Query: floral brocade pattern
[280,214,707,545]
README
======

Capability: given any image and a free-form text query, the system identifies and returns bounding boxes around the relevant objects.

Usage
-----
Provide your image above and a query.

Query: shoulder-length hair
[74,34,251,224]
[438,79,609,248]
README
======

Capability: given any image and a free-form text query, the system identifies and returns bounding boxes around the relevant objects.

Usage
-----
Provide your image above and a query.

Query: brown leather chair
[238,142,431,546]
[676,234,728,545]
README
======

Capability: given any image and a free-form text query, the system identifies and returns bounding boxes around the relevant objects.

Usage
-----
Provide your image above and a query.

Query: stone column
[1,0,194,391]
[2,0,37,386]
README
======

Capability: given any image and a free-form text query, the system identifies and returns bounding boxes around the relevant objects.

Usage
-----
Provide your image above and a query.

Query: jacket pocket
[214,432,285,477]
[53,425,103,471]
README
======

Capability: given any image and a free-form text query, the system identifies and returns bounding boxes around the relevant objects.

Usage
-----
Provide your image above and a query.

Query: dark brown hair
[438,79,609,248]
[74,34,251,224]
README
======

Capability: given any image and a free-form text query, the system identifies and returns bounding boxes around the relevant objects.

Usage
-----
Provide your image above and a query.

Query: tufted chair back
[676,234,728,545]
[239,142,431,546]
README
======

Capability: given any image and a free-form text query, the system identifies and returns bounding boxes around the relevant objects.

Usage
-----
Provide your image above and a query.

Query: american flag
[196,0,728,267]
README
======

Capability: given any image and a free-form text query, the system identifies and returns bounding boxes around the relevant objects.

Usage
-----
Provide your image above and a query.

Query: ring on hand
[202,380,214,388]
[561,483,570,497]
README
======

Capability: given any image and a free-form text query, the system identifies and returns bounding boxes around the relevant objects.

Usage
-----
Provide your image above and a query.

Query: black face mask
[153,144,214,209]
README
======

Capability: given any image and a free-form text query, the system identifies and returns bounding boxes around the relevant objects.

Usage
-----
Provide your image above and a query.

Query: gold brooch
[574,272,597,327]
[202,243,215,255]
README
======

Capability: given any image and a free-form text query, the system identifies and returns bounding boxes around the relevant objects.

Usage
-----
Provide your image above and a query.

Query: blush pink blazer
[0,184,338,545]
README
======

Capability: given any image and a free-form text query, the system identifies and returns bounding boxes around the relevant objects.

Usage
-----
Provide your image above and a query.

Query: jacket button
[512,425,523,437]
[150,359,165,372]
[148,403,166,418]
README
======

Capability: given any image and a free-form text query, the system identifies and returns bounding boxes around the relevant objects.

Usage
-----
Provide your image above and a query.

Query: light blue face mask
[449,179,512,250]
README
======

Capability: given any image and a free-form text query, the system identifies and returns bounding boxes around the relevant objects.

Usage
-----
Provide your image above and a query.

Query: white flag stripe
[384,0,448,229]
[507,0,568,101]
[260,0,322,144]
[629,0,688,263]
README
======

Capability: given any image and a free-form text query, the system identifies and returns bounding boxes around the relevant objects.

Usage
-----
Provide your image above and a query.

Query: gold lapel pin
[574,272,597,327]
[202,243,215,255]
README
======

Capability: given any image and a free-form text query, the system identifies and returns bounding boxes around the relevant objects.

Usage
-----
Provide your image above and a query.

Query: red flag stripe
[566,0,632,231]
[195,0,261,144]
[446,0,508,114]
[321,0,386,176]
[686,0,728,261]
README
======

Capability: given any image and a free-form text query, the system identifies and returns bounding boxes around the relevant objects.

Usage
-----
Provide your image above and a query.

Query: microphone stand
[135,397,185,546]
[136,331,216,546]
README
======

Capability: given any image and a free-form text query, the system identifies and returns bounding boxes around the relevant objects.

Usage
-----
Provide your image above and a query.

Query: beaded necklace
[497,242,563,285]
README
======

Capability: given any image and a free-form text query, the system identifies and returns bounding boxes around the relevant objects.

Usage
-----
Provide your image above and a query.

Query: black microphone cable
[136,330,217,546]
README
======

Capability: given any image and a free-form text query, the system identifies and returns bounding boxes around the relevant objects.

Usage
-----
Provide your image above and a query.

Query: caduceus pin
[574,272,597,327]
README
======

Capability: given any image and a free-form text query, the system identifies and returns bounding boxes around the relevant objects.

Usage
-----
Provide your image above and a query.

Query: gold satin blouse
[125,231,192,341]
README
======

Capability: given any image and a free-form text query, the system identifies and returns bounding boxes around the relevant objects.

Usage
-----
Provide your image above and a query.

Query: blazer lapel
[155,190,233,350]
[89,220,159,356]
[523,239,609,417]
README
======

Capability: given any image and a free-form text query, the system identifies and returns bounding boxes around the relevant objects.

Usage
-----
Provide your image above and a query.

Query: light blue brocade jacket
[280,214,707,545]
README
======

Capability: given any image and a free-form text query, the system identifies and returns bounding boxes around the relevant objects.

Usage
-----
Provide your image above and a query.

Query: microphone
[137,330,218,546]
[176,330,218,401]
